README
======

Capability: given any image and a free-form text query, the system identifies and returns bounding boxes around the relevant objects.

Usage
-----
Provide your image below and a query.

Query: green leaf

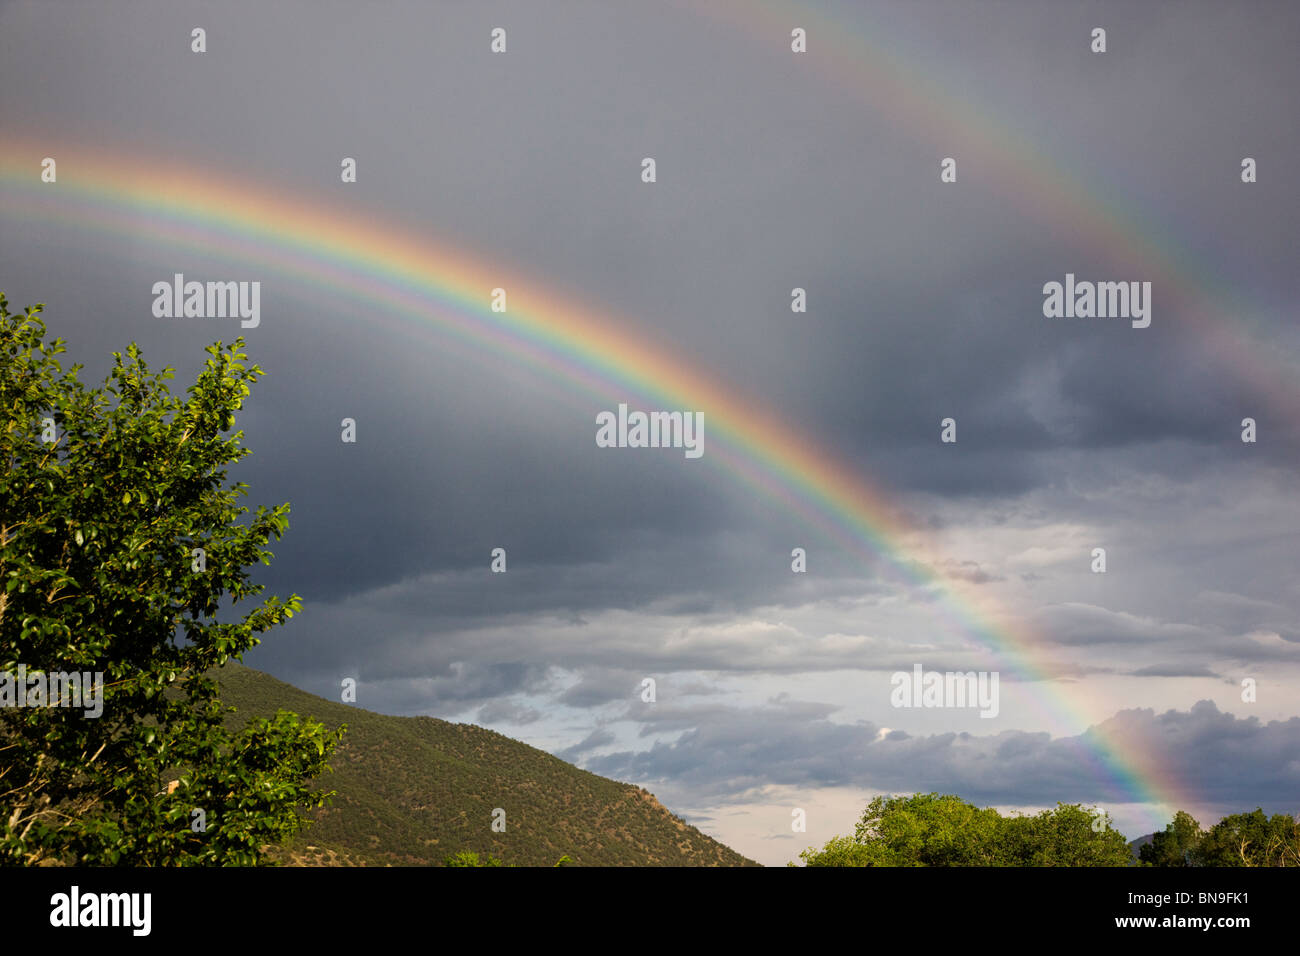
[0,297,330,866]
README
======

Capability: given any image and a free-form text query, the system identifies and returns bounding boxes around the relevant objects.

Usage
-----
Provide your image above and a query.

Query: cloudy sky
[2,0,1298,865]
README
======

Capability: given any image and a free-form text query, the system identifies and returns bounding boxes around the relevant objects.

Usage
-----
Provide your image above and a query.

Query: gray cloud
[587,698,1300,817]
[2,0,1298,844]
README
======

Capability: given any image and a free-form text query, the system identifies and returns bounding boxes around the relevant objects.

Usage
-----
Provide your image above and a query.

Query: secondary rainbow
[690,0,1298,417]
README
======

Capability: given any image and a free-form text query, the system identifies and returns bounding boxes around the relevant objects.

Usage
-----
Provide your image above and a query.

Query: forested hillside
[217,664,756,867]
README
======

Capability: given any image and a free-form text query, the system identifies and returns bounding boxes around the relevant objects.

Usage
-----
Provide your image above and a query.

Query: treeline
[1139,809,1299,867]
[796,793,1299,867]
[797,793,1132,866]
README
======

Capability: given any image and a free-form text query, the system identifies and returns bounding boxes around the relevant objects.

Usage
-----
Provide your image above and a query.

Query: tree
[1194,809,1299,867]
[1,294,343,864]
[1139,810,1203,867]
[443,850,506,867]
[858,792,1004,866]
[1008,803,1132,867]
[798,792,1131,867]
[800,793,1002,867]
[797,833,903,867]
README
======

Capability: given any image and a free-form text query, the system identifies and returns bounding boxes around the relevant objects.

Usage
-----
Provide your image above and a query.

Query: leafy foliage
[799,792,1132,867]
[443,849,505,867]
[802,793,1300,867]
[0,296,342,864]
[1138,810,1202,866]
[1139,808,1300,867]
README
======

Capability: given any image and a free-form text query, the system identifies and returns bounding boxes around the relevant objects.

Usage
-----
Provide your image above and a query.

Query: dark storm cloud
[3,0,1299,830]
[557,667,643,708]
[555,728,617,764]
[475,699,544,727]
[1192,590,1299,645]
[1033,603,1210,647]
[587,698,1300,815]
[3,0,1294,569]
[359,662,549,715]
[1131,664,1220,679]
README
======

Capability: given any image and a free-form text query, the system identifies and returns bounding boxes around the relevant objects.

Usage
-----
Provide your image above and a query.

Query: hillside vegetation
[800,793,1299,867]
[798,792,1133,867]
[216,664,756,867]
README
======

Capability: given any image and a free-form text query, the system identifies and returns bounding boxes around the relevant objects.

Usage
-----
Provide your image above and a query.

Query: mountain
[215,663,757,867]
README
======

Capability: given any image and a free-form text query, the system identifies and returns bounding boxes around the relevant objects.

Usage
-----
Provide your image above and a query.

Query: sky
[1,0,1298,866]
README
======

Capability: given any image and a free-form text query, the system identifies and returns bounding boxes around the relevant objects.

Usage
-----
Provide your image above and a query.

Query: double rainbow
[1,135,1198,826]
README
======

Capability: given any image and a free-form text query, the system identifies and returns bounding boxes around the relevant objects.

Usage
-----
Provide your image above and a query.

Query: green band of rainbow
[2,134,1195,824]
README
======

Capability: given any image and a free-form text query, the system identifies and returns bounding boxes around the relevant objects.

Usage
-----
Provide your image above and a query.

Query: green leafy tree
[801,793,1000,867]
[796,833,902,867]
[860,792,1004,866]
[0,295,343,865]
[799,793,1131,867]
[1139,810,1203,867]
[1007,803,1132,867]
[1194,809,1299,867]
[443,850,506,867]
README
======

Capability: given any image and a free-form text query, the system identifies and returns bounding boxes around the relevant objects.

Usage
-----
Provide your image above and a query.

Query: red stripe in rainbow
[2,135,1200,825]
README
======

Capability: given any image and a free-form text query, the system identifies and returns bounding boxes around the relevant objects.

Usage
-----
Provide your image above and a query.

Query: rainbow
[1,131,1200,826]
[690,0,1298,416]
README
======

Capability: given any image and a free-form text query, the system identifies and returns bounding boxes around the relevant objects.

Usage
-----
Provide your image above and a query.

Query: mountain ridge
[216,663,757,867]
